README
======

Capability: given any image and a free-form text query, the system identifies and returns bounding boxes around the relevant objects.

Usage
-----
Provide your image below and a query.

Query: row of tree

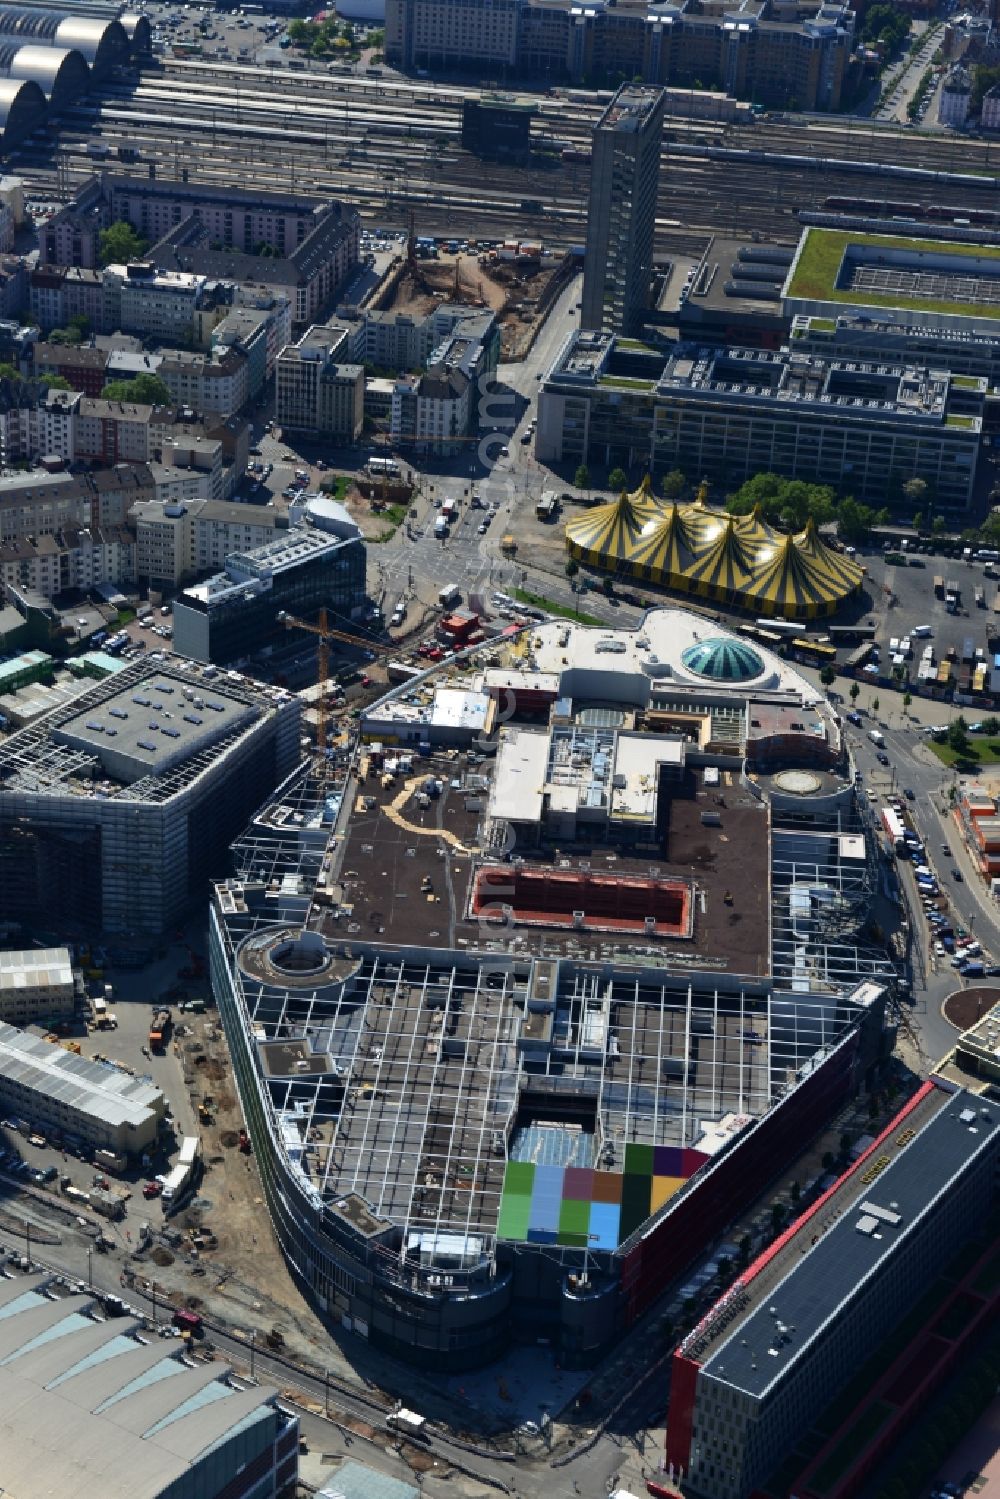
[580,466,895,547]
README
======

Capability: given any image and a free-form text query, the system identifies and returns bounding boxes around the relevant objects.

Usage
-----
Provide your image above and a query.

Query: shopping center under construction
[211,609,897,1369]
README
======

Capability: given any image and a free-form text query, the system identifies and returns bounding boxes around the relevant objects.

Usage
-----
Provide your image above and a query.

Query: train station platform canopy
[564,479,864,618]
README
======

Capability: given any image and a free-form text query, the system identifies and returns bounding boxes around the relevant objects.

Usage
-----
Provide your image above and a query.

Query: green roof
[786,227,1000,321]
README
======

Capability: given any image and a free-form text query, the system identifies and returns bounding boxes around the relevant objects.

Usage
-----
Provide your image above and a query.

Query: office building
[0,945,74,1026]
[581,86,665,337]
[537,330,983,511]
[275,325,364,443]
[789,311,1000,385]
[783,225,1000,339]
[0,1272,298,1499]
[386,0,853,112]
[666,1082,1000,1499]
[0,657,301,937]
[172,525,366,665]
[0,1021,166,1152]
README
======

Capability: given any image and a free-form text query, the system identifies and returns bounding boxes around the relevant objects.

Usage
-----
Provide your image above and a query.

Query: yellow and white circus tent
[564,482,864,617]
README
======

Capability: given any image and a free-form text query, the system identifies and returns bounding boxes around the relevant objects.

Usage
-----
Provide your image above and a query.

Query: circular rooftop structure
[681,636,765,683]
[772,769,824,796]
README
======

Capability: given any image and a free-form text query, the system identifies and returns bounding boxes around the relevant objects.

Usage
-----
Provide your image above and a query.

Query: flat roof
[0,946,73,993]
[785,226,1000,322]
[700,1084,1000,1397]
[490,727,549,823]
[55,673,253,784]
[0,1022,163,1130]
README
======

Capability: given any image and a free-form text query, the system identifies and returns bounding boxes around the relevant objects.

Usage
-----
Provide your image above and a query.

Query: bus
[536,492,558,521]
[366,457,401,479]
[789,638,837,667]
[739,624,785,650]
[845,642,875,673]
[756,618,804,637]
[827,623,877,645]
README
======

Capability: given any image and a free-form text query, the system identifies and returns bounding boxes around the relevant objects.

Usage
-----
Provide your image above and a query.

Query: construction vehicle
[198,1100,213,1125]
[277,608,393,769]
[149,1008,172,1053]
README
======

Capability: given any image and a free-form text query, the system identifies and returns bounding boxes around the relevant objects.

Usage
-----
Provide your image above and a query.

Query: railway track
[11,58,1000,253]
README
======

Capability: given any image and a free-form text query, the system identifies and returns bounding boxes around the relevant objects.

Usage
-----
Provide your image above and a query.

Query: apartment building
[103,262,206,342]
[0,523,135,600]
[131,495,282,587]
[149,206,360,328]
[0,463,155,543]
[387,0,853,110]
[392,365,471,454]
[32,340,108,396]
[157,345,249,418]
[210,295,292,400]
[275,324,364,442]
[537,331,983,511]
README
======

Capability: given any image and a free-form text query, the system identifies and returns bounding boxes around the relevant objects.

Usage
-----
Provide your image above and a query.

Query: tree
[68,313,91,338]
[99,220,149,266]
[820,664,836,686]
[602,576,614,596]
[932,515,947,535]
[948,715,970,755]
[101,373,172,406]
[573,464,591,493]
[608,466,628,493]
[902,476,928,510]
[564,558,579,578]
[903,692,912,713]
[911,511,924,534]
[661,468,685,500]
[872,697,880,714]
[850,681,860,703]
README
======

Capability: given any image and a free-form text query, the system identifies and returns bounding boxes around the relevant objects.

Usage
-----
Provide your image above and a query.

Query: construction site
[206,609,900,1374]
[370,238,576,360]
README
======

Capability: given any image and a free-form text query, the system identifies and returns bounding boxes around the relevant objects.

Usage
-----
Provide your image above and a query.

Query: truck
[86,141,110,158]
[933,575,945,598]
[945,580,960,611]
[64,1185,90,1205]
[94,1147,127,1174]
[438,584,461,608]
[867,729,885,747]
[387,1408,429,1442]
[172,1307,203,1335]
[434,516,448,539]
[440,497,458,521]
[149,1007,172,1052]
[91,1187,126,1220]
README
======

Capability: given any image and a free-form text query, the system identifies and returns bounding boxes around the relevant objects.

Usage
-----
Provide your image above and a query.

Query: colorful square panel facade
[497,1146,710,1249]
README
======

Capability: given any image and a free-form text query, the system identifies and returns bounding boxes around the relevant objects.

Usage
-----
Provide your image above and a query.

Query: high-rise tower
[580,85,666,337]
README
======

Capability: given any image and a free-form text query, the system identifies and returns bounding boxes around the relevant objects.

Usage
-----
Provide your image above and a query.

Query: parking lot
[0,944,204,1230]
[836,542,1000,687]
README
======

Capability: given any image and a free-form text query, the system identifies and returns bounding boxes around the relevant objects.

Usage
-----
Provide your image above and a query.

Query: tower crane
[278,607,393,766]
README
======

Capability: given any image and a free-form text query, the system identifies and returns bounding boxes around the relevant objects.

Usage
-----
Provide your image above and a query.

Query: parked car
[952,867,964,881]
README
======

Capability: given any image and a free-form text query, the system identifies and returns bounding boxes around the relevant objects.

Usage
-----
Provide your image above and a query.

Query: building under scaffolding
[211,760,891,1372]
[0,657,301,936]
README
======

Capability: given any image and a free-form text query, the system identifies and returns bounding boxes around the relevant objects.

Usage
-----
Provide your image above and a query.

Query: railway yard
[13,58,1000,256]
